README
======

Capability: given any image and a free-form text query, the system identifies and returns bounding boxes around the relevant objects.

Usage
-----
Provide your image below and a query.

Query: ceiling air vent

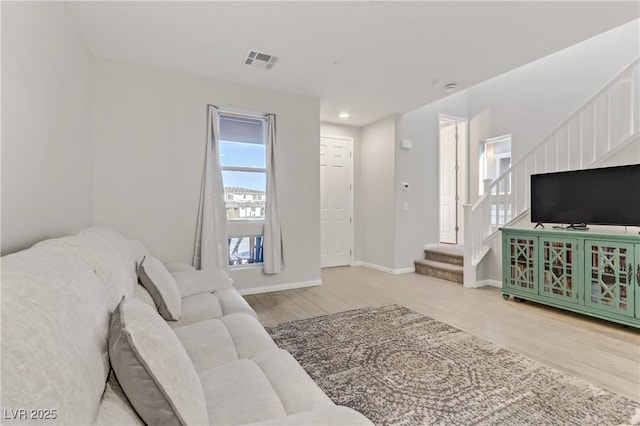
[244,50,278,70]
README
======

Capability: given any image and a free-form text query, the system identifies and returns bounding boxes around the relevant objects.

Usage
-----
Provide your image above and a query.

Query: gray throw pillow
[108,296,209,425]
[137,255,182,320]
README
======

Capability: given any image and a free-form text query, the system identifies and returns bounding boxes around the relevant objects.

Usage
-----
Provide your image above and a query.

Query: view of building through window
[224,186,265,219]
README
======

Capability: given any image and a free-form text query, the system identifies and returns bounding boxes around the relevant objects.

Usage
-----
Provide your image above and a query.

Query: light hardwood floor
[245,266,640,403]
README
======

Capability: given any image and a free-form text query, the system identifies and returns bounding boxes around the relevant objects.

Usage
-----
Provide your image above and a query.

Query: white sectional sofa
[1,227,372,425]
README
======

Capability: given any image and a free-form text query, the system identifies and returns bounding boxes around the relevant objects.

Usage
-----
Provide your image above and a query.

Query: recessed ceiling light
[339,112,350,118]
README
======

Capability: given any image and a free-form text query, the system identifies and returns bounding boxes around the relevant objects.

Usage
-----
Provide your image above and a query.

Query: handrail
[463,58,639,287]
[470,189,489,211]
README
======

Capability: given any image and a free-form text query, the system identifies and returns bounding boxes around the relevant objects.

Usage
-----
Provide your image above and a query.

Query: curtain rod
[208,104,274,120]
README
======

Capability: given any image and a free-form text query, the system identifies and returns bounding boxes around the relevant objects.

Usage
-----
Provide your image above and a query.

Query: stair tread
[414,259,463,273]
[424,245,464,258]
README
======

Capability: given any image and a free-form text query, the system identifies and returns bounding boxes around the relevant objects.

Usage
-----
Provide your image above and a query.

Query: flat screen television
[530,164,640,227]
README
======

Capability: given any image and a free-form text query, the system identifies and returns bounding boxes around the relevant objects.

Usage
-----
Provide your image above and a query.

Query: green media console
[500,227,640,328]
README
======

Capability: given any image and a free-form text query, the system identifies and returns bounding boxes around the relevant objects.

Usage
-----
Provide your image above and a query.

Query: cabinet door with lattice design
[538,237,580,304]
[504,235,538,294]
[635,245,640,320]
[585,240,635,317]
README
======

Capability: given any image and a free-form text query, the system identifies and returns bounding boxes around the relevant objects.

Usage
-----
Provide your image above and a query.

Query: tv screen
[531,164,640,227]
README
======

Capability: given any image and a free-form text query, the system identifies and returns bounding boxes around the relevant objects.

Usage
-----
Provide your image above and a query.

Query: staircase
[415,245,464,284]
[463,57,640,288]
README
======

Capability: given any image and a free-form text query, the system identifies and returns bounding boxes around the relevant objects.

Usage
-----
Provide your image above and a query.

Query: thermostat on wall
[400,139,412,150]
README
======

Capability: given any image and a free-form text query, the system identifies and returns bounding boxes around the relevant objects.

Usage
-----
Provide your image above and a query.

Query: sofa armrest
[164,262,196,273]
[246,406,373,425]
[171,269,234,298]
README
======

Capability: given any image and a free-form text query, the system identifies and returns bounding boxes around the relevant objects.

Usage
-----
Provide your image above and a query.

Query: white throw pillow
[108,296,209,425]
[137,256,181,320]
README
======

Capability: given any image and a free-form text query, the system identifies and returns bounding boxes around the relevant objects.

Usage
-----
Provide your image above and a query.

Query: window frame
[218,110,268,268]
[479,134,512,196]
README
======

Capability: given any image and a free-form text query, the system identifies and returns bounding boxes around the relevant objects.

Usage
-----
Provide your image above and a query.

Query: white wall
[395,93,469,270]
[470,21,640,283]
[358,116,397,270]
[467,19,640,203]
[320,122,363,261]
[390,19,638,277]
[1,2,93,255]
[91,58,321,292]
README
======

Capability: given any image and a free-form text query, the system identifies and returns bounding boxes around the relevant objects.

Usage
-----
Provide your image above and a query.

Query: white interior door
[439,122,458,244]
[320,136,353,268]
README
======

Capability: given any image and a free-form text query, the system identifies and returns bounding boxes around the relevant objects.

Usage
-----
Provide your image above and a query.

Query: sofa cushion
[251,349,333,414]
[199,348,337,425]
[222,314,278,358]
[170,292,223,328]
[164,261,196,273]
[108,297,208,426]
[138,256,182,320]
[171,268,234,298]
[173,319,238,372]
[173,314,277,372]
[78,227,148,283]
[34,233,134,306]
[168,288,257,329]
[215,287,256,318]
[1,245,112,425]
[199,360,287,425]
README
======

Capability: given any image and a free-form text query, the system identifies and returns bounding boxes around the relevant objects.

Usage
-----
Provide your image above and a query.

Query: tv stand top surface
[499,226,640,241]
[557,223,590,231]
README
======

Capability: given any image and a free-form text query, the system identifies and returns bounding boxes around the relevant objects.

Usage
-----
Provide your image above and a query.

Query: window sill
[229,263,263,271]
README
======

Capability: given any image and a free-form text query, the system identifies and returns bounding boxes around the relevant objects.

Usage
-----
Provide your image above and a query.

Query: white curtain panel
[263,114,284,274]
[193,106,228,270]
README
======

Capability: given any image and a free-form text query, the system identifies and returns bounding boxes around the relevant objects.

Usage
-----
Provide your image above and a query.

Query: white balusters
[464,58,639,270]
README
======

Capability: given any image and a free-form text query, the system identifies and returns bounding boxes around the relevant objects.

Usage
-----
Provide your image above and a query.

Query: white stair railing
[463,58,640,288]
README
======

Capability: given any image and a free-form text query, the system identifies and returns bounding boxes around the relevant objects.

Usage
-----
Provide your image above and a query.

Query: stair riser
[414,262,463,284]
[424,250,463,266]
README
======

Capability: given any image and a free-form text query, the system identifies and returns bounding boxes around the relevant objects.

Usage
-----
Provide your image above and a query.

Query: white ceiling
[68,1,639,127]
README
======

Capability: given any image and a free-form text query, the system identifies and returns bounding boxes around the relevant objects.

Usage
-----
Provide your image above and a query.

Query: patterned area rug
[266,305,639,426]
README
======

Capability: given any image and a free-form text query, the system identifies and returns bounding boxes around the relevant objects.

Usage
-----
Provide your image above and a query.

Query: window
[228,236,263,266]
[220,114,266,220]
[219,112,267,267]
[479,135,512,195]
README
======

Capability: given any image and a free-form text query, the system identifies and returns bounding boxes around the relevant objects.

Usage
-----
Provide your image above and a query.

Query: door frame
[320,134,354,267]
[438,114,468,245]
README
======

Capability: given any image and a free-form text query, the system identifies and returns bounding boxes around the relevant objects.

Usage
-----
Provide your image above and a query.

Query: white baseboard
[350,261,364,267]
[393,266,416,274]
[360,262,415,275]
[237,279,321,296]
[475,279,502,288]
